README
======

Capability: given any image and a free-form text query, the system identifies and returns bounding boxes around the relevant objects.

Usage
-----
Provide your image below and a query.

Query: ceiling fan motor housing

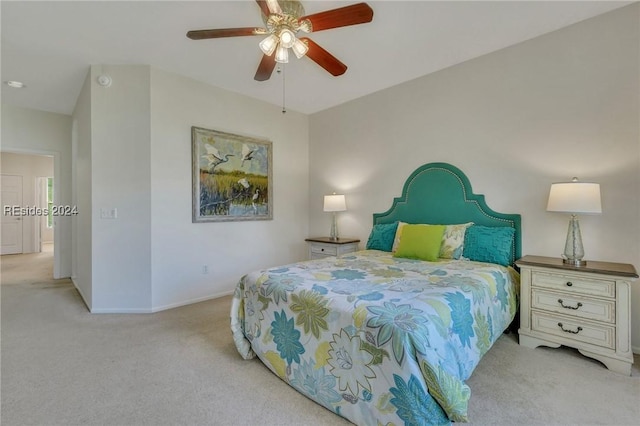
[261,1,306,23]
[264,2,311,35]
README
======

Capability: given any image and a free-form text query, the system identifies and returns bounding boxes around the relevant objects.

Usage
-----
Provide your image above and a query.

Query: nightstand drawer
[531,288,615,323]
[306,238,360,261]
[532,271,615,298]
[310,244,338,256]
[531,311,615,350]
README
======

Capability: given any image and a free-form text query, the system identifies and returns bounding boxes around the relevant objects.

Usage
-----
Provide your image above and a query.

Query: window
[47,177,53,228]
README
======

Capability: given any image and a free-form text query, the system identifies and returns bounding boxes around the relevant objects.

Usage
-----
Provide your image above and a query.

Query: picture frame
[192,126,273,222]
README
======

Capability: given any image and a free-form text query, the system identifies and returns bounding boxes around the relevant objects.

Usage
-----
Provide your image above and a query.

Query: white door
[1,175,23,255]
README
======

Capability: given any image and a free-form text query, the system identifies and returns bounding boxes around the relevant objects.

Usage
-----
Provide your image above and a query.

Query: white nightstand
[516,255,638,375]
[305,237,360,260]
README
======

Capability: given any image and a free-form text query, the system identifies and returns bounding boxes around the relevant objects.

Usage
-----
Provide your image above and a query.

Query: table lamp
[546,177,601,266]
[323,193,347,241]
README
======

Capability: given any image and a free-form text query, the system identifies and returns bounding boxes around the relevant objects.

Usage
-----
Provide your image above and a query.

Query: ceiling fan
[186,0,374,81]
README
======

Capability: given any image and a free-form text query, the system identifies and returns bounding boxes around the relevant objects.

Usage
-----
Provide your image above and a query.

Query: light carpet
[1,248,638,425]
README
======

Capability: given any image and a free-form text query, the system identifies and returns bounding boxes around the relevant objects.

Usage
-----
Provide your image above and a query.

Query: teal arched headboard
[373,162,522,263]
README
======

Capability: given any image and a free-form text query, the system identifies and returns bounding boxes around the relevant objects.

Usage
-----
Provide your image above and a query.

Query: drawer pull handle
[557,322,582,334]
[557,299,583,310]
[565,281,573,287]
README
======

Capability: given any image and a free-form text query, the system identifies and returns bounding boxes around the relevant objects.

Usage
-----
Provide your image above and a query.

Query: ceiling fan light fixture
[278,28,296,49]
[275,45,289,63]
[186,1,374,82]
[292,38,308,58]
[259,34,279,56]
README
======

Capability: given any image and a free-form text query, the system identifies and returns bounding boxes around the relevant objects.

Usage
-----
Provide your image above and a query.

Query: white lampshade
[323,194,346,212]
[275,45,289,63]
[259,34,278,56]
[547,179,602,214]
[292,38,309,58]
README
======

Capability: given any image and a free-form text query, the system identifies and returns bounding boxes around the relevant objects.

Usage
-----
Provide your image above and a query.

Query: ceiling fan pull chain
[281,63,287,114]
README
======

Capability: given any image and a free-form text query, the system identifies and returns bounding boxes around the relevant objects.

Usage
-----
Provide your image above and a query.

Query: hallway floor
[1,243,60,286]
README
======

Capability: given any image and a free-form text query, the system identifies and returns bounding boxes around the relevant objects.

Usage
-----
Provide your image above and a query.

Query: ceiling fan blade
[254,54,277,81]
[266,0,282,15]
[186,28,266,40]
[299,2,373,32]
[255,0,271,17]
[299,38,347,77]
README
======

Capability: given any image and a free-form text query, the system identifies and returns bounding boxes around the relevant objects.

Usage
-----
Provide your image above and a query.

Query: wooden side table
[305,237,360,260]
[516,255,638,375]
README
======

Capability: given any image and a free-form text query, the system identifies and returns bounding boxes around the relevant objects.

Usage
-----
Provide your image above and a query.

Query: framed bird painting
[192,126,273,222]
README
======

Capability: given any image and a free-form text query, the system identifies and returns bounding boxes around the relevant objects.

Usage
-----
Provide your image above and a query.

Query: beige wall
[88,65,153,312]
[70,65,310,312]
[71,71,93,308]
[309,5,640,349]
[149,68,310,310]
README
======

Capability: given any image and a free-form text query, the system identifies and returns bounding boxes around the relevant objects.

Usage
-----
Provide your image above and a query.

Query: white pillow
[439,222,473,259]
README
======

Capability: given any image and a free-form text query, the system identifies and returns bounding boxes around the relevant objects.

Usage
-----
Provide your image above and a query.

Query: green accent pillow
[366,222,399,252]
[463,225,515,266]
[393,224,446,261]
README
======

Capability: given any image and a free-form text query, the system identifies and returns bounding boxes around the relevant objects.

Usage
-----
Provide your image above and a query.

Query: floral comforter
[231,250,519,425]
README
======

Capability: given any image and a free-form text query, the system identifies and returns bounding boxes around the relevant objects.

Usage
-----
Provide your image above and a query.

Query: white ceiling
[1,1,632,116]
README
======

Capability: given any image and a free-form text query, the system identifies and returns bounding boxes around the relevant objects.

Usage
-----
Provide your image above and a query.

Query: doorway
[1,151,59,278]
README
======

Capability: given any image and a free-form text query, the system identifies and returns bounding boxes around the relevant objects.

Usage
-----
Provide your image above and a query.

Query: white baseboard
[632,345,640,355]
[90,307,154,313]
[67,285,234,314]
[151,290,235,313]
[70,276,91,312]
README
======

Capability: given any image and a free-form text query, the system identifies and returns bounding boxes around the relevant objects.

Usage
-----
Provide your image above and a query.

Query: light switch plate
[100,208,117,219]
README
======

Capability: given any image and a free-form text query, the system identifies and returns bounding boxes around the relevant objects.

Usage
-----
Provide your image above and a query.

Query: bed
[231,162,521,425]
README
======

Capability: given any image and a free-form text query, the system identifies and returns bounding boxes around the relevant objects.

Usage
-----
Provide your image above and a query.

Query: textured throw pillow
[462,225,515,267]
[391,221,407,253]
[366,222,399,252]
[439,222,474,259]
[393,224,446,261]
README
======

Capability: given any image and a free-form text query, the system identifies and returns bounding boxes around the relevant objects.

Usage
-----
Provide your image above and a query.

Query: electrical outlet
[202,265,208,274]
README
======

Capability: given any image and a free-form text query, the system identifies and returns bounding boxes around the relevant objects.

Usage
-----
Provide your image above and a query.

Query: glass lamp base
[562,258,587,267]
[329,212,339,241]
[562,214,586,267]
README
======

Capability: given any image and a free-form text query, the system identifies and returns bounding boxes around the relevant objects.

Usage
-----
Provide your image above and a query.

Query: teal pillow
[393,224,445,261]
[366,222,399,252]
[463,225,515,267]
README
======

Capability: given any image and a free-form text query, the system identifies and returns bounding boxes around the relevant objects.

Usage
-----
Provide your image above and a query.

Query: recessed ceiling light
[5,81,26,89]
